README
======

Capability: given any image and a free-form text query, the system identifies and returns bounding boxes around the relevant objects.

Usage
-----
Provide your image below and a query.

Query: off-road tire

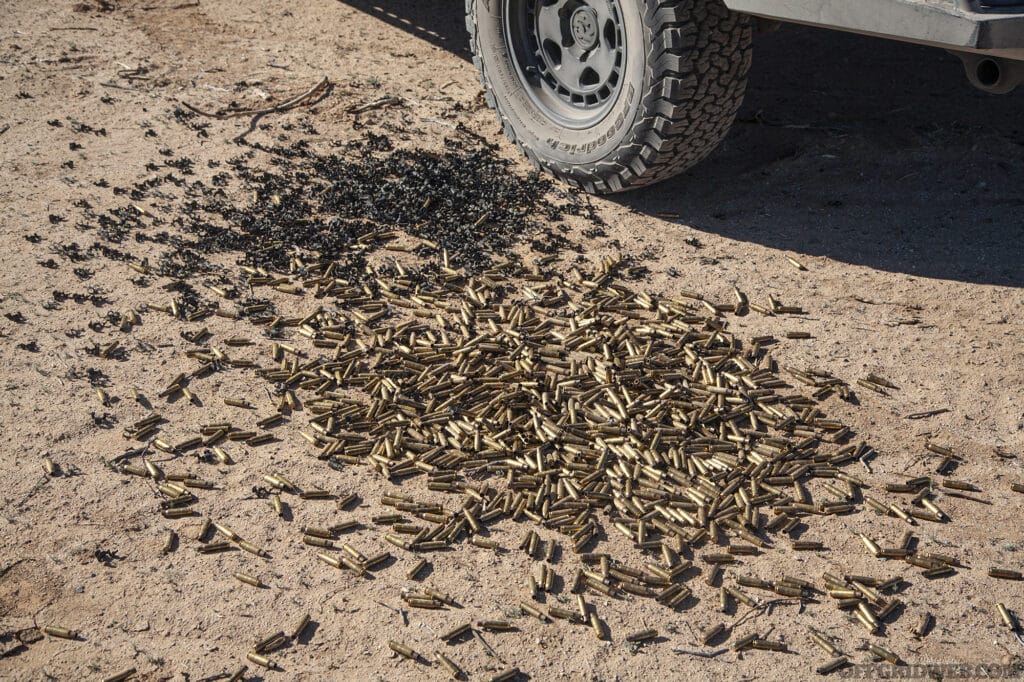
[466,0,753,193]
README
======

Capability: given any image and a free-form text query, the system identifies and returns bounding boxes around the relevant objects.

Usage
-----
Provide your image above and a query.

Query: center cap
[570,7,599,50]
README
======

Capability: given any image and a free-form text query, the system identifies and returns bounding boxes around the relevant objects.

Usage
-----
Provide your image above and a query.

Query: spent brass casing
[520,602,548,622]
[339,556,367,576]
[407,597,443,609]
[941,479,979,492]
[435,651,461,679]
[291,613,311,641]
[213,522,239,541]
[989,567,1023,580]
[470,537,499,550]
[997,603,1018,630]
[701,623,725,644]
[441,623,472,641]
[816,656,848,675]
[302,535,334,548]
[922,565,954,578]
[548,606,583,623]
[854,608,876,633]
[733,632,758,651]
[868,644,900,664]
[254,631,287,653]
[245,652,275,669]
[750,639,787,652]
[478,620,513,631]
[726,586,757,607]
[329,520,360,534]
[913,612,932,638]
[363,552,390,569]
[589,612,604,640]
[878,548,910,559]
[736,576,772,590]
[860,534,880,557]
[42,625,77,639]
[237,540,267,557]
[337,492,358,509]
[212,446,233,464]
[925,442,953,457]
[407,558,428,580]
[234,572,262,587]
[808,628,839,656]
[388,640,417,660]
[318,553,342,569]
[773,584,804,598]
[877,599,901,620]
[161,530,177,554]
[828,589,858,599]
[197,541,232,554]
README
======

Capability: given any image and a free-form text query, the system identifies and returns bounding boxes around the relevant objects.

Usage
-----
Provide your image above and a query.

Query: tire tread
[467,0,752,193]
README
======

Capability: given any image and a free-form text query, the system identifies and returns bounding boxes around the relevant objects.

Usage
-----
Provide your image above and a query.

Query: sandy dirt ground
[1,1,1023,680]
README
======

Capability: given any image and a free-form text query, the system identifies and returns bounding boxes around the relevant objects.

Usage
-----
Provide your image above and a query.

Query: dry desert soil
[1,1,1023,681]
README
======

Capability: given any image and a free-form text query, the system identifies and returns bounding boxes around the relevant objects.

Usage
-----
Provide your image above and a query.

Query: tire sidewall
[474,0,649,168]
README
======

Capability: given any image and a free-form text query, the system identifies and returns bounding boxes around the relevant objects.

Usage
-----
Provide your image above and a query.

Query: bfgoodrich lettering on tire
[467,0,752,194]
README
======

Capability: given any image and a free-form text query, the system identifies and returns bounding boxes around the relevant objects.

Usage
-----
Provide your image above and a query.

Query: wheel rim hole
[580,67,600,87]
[603,19,617,50]
[542,39,562,66]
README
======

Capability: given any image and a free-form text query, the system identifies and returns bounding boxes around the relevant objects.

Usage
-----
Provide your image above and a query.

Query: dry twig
[673,647,729,658]
[182,76,330,120]
[142,1,200,9]
[346,96,405,114]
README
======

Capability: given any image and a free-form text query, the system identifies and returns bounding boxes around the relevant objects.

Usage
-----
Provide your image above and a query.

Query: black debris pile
[77,131,600,284]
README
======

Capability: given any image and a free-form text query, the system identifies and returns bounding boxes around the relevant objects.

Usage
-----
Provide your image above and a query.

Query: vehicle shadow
[337,0,471,61]
[615,26,1024,288]
[335,3,1023,287]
